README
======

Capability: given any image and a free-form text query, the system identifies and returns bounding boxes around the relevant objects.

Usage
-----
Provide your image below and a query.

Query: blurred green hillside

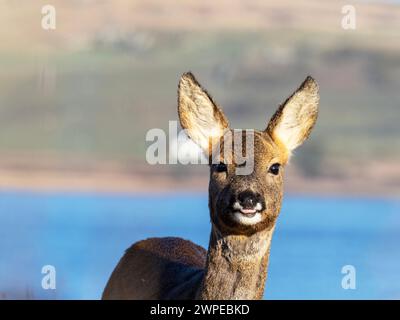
[0,0,399,190]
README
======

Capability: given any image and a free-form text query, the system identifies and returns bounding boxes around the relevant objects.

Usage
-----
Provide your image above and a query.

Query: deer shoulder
[102,237,206,299]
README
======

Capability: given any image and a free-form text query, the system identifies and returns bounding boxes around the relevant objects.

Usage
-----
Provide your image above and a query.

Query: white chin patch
[232,212,263,225]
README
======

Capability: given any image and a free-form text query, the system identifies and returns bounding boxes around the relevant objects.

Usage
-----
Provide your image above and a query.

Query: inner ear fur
[266,76,319,156]
[178,72,229,154]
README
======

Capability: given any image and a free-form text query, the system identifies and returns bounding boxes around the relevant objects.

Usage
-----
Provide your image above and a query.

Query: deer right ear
[178,72,229,155]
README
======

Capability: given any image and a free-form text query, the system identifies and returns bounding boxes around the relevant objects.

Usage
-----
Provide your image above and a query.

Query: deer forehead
[216,130,286,165]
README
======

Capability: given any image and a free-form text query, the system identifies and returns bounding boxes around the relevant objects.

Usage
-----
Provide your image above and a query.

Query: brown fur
[102,237,206,299]
[102,72,319,300]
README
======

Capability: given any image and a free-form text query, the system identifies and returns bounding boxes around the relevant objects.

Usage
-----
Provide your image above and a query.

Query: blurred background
[0,0,399,299]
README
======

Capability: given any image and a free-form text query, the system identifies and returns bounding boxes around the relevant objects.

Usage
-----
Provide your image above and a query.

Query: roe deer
[102,72,319,300]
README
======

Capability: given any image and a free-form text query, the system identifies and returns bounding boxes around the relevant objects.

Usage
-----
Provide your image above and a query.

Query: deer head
[178,72,319,236]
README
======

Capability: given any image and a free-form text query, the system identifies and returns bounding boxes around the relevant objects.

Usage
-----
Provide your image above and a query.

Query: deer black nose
[237,190,262,209]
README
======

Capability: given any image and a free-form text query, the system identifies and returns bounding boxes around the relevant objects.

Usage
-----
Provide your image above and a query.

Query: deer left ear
[266,76,319,157]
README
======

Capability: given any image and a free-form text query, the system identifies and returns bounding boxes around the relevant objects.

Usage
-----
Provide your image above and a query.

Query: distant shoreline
[0,165,399,199]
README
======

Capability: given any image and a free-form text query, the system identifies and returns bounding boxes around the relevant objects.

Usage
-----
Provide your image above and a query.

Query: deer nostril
[242,198,253,209]
[237,190,261,209]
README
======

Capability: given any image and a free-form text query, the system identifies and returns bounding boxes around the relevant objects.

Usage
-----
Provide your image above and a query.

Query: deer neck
[197,225,274,300]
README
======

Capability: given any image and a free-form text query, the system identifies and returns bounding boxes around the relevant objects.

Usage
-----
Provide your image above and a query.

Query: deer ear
[266,76,319,156]
[178,72,229,155]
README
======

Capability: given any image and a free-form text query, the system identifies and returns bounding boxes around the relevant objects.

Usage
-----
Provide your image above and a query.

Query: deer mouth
[231,211,263,225]
[229,202,264,225]
[232,202,263,217]
[238,208,257,217]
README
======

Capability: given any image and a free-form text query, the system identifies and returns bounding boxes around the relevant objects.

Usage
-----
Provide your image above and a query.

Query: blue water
[0,190,399,299]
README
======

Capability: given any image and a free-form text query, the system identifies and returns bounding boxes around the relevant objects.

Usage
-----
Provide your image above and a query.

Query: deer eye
[215,162,228,173]
[268,163,280,175]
